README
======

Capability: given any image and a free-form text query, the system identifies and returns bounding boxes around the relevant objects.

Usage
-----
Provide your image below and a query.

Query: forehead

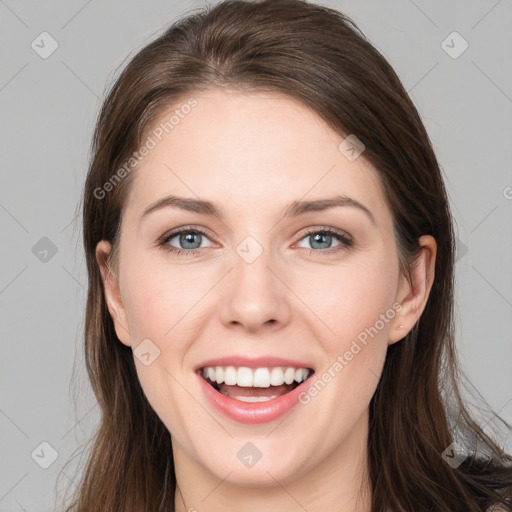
[124,89,390,225]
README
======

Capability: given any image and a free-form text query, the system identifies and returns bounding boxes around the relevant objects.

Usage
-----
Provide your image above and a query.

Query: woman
[67,0,512,510]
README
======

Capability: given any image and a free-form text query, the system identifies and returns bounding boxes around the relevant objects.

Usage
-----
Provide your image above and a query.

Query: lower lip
[197,372,312,424]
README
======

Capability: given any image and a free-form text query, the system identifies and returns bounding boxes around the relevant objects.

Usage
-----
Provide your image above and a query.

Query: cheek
[295,264,396,429]
[120,262,204,439]
[293,258,397,412]
[337,263,398,364]
[121,256,204,344]
[122,245,399,359]
[296,257,398,350]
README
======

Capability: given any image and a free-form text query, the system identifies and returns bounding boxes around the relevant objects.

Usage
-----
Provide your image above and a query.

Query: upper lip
[195,356,314,371]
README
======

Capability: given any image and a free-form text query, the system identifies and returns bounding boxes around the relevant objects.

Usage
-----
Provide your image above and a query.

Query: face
[97,89,435,490]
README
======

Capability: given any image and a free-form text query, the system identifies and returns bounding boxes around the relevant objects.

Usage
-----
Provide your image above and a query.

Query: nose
[218,245,292,334]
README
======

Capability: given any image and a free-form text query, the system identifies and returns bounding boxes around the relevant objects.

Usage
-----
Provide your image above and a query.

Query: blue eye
[159,227,212,256]
[296,227,353,254]
[158,226,353,256]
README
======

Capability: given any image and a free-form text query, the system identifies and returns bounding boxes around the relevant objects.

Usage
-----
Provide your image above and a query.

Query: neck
[173,409,372,512]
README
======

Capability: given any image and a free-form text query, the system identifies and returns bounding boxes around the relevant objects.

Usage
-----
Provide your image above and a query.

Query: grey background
[1,0,511,510]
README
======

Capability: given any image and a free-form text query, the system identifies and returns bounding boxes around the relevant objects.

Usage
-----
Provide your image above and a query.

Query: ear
[388,235,437,345]
[95,240,132,347]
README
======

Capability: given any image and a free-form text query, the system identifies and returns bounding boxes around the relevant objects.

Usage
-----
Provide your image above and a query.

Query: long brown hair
[65,1,512,510]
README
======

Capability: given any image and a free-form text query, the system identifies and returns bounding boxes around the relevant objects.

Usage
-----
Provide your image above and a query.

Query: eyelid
[296,225,353,242]
[158,224,213,241]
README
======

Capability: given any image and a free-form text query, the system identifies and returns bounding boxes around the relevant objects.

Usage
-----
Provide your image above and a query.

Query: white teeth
[253,368,271,388]
[230,395,280,402]
[201,365,311,387]
[294,368,308,383]
[284,367,295,385]
[237,367,253,387]
[224,366,237,385]
[270,367,285,386]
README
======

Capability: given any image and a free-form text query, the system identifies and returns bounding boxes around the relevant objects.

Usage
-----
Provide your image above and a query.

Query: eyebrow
[141,194,376,226]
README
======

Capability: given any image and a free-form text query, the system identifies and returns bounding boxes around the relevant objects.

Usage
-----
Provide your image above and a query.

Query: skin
[96,89,436,512]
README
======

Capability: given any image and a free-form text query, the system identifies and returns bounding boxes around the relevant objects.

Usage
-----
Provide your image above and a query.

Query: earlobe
[95,240,132,347]
[388,235,437,345]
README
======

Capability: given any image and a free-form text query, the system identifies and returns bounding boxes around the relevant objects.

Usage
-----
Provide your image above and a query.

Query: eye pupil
[310,233,331,249]
[180,232,201,249]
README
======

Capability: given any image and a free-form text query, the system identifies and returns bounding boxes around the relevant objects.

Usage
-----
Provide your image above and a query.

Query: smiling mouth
[199,365,314,402]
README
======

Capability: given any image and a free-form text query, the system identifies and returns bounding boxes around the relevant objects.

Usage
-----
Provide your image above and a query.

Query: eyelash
[158,225,354,257]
